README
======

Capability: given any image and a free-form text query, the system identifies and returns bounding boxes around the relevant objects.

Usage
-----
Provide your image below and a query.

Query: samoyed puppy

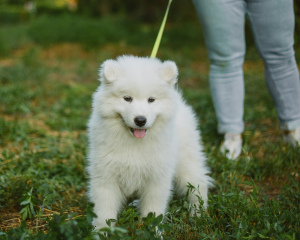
[87,55,213,229]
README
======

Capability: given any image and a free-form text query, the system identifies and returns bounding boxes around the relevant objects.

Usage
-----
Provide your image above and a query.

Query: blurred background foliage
[0,0,299,24]
[0,0,299,47]
[1,0,199,23]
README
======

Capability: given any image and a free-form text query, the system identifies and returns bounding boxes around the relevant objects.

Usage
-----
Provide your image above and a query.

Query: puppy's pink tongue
[133,129,146,138]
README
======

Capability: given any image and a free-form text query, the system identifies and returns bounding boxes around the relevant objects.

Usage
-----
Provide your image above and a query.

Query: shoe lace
[224,133,241,141]
[295,128,300,140]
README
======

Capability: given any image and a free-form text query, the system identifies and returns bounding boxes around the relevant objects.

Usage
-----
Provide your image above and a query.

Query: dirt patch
[0,207,83,232]
[41,43,90,60]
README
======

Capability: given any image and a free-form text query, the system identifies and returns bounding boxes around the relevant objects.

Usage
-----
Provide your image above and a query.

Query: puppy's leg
[139,178,172,218]
[89,181,124,230]
[175,158,211,214]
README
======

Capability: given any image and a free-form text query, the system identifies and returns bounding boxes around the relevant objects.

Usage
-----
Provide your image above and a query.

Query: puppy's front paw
[92,218,112,231]
[190,207,201,218]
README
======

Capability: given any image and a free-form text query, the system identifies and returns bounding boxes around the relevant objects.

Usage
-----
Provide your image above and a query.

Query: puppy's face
[95,56,178,139]
[118,94,157,138]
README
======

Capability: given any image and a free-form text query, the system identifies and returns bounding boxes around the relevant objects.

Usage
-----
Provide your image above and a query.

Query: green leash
[150,0,173,59]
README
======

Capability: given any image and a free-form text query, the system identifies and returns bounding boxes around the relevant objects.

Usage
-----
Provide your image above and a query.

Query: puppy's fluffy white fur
[87,55,213,229]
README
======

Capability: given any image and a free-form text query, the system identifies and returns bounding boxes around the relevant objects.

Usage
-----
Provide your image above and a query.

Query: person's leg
[247,0,300,146]
[193,0,246,158]
[193,0,247,135]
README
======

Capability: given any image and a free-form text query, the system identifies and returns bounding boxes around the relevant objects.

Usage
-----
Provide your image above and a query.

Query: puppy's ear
[160,60,178,85]
[99,59,121,83]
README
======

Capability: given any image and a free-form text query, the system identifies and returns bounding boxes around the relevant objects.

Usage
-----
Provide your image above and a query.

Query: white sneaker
[220,133,242,160]
[283,127,300,147]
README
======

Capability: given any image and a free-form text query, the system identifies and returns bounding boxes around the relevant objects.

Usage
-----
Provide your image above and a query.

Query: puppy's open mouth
[130,128,147,138]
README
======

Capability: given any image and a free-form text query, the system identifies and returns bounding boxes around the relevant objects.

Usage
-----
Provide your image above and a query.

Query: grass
[0,14,300,239]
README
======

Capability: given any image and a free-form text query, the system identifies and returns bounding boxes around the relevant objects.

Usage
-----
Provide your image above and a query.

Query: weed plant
[0,14,299,239]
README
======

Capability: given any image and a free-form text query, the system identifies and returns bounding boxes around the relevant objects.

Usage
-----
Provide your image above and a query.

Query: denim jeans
[193,0,300,133]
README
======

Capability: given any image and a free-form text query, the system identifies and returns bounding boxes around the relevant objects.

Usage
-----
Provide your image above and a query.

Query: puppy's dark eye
[148,97,155,103]
[123,96,132,102]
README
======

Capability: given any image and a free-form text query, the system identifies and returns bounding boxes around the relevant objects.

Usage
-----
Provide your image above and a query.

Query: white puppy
[87,55,213,229]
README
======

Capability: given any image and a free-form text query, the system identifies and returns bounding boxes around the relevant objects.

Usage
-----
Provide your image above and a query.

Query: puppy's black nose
[134,116,147,127]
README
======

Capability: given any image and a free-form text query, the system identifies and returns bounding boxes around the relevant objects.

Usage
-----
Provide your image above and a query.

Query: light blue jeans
[193,0,300,133]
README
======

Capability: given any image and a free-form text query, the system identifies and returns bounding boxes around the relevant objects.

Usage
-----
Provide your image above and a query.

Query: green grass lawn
[0,14,299,239]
